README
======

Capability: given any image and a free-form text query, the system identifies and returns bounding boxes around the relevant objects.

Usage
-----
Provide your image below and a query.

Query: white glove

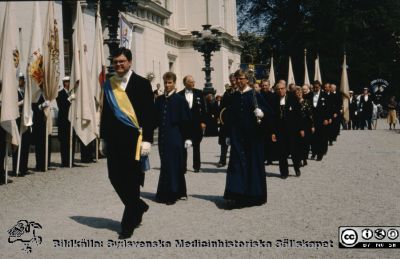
[225,137,231,146]
[67,93,76,102]
[39,100,50,110]
[254,108,264,119]
[141,141,151,156]
[99,139,107,156]
[184,139,192,149]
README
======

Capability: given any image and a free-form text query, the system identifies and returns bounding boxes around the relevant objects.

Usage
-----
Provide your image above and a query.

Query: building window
[64,39,71,76]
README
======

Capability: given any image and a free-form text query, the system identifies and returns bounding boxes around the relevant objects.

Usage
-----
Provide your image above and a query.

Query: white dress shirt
[184,88,193,108]
[115,70,132,91]
[280,96,286,105]
[313,91,320,107]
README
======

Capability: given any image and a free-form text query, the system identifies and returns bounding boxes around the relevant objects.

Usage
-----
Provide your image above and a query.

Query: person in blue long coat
[155,72,192,205]
[223,69,273,207]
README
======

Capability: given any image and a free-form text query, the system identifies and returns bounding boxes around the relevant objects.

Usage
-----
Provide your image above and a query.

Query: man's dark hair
[312,80,321,86]
[112,47,132,61]
[163,72,177,82]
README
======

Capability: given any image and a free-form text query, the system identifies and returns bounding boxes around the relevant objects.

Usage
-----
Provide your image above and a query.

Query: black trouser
[80,139,94,163]
[33,124,51,171]
[360,115,372,130]
[311,125,328,158]
[107,155,147,233]
[219,143,228,164]
[278,133,301,178]
[12,128,31,174]
[0,127,6,175]
[183,139,201,170]
[333,116,341,140]
[59,132,76,167]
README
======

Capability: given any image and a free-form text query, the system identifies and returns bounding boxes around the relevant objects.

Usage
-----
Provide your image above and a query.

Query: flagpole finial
[304,48,307,55]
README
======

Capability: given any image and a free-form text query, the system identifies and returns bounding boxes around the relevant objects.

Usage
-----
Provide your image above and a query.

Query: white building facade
[0,0,241,95]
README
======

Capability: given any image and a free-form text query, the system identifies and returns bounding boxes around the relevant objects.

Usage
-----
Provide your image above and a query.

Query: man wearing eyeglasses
[100,47,155,239]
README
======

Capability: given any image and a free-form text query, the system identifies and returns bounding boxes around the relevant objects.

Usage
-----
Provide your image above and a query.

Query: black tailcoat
[32,93,51,171]
[56,88,76,166]
[178,88,206,171]
[100,72,155,234]
[309,91,330,158]
[12,89,31,174]
[271,94,303,177]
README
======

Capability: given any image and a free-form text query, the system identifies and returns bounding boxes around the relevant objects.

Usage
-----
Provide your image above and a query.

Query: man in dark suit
[32,85,51,171]
[11,73,31,176]
[260,79,278,165]
[100,48,155,239]
[309,81,330,161]
[348,91,358,129]
[178,75,206,173]
[329,84,343,142]
[216,74,237,167]
[359,87,373,130]
[56,76,76,167]
[271,82,304,178]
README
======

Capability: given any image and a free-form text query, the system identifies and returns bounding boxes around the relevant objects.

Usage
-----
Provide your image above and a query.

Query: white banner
[119,13,132,49]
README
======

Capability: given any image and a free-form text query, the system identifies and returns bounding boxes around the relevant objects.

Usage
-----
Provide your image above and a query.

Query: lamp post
[100,0,137,75]
[191,24,222,96]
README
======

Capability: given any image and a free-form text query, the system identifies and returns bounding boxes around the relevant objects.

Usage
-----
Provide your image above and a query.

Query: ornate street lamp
[100,0,137,75]
[191,24,222,96]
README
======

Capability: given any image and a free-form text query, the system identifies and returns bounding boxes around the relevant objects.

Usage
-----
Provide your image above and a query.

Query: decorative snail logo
[7,220,43,254]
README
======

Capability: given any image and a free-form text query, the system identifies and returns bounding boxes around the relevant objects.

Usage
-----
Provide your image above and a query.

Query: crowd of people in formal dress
[0,74,97,184]
[1,47,398,240]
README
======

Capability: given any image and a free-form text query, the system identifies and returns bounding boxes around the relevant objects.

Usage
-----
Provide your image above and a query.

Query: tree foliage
[238,0,400,95]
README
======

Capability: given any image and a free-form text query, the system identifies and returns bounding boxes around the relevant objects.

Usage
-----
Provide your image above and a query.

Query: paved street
[0,119,399,258]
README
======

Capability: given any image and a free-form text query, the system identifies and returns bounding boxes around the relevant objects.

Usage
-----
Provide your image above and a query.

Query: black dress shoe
[193,169,200,173]
[316,155,323,161]
[281,175,288,179]
[134,203,149,227]
[8,172,18,177]
[303,160,307,166]
[165,200,176,205]
[0,178,13,185]
[216,162,226,168]
[295,169,301,177]
[310,155,316,160]
[118,231,133,239]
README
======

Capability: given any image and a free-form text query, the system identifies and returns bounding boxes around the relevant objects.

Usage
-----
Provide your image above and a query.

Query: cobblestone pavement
[0,119,399,258]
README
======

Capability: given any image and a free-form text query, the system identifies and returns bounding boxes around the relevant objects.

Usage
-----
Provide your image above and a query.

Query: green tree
[238,0,400,96]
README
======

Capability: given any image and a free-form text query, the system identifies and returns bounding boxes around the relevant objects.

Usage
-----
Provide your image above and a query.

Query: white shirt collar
[165,89,176,98]
[115,70,133,91]
[240,85,251,94]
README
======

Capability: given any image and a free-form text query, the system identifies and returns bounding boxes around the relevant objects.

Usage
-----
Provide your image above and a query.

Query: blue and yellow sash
[104,76,142,161]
